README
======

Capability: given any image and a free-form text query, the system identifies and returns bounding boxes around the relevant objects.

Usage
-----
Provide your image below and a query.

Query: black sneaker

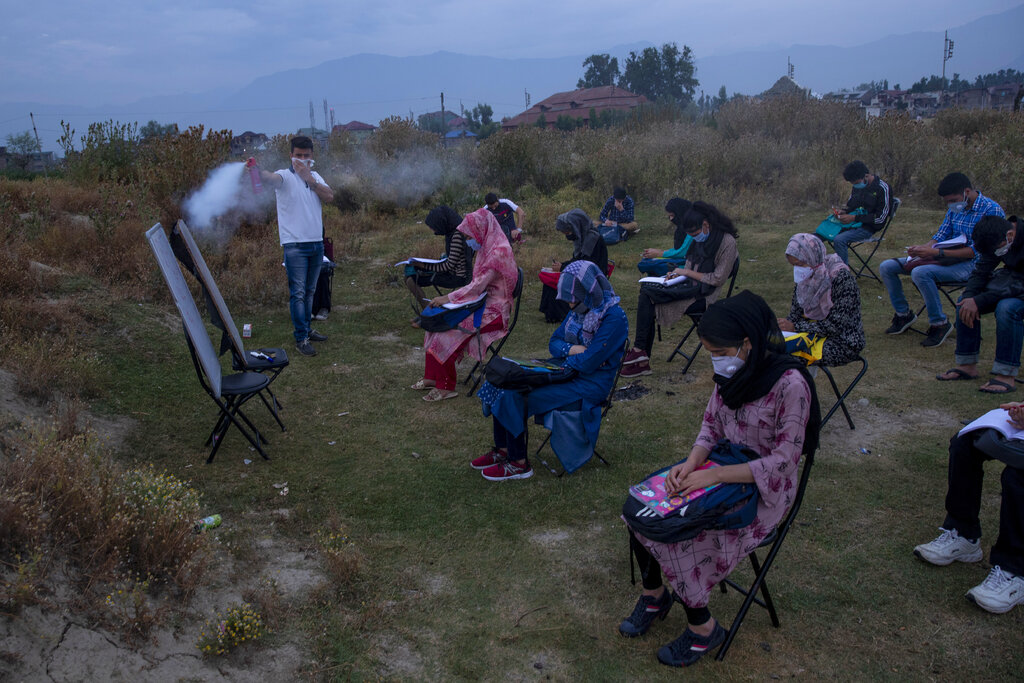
[656,622,727,667]
[885,311,918,334]
[308,329,328,342]
[921,320,953,348]
[618,588,672,637]
[296,339,317,356]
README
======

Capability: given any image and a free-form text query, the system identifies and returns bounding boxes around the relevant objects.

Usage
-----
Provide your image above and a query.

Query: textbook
[395,256,447,266]
[958,408,1024,441]
[905,234,968,266]
[442,292,486,310]
[628,461,721,517]
[638,274,688,286]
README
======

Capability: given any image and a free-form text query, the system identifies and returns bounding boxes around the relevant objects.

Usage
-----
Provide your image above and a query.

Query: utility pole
[524,89,531,109]
[309,100,315,132]
[440,92,446,147]
[942,30,954,102]
[29,112,47,177]
[323,99,329,134]
[787,57,794,80]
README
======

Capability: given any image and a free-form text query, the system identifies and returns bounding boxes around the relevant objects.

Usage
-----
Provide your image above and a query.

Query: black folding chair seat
[230,347,288,431]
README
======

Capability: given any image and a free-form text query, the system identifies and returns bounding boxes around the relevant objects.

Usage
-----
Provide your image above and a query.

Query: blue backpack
[599,223,626,245]
[637,257,686,276]
[622,440,761,543]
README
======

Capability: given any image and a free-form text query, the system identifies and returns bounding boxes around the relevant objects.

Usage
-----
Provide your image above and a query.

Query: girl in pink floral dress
[620,290,820,668]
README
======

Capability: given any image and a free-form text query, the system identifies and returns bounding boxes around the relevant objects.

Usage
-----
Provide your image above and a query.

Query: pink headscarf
[424,209,519,363]
[786,233,849,320]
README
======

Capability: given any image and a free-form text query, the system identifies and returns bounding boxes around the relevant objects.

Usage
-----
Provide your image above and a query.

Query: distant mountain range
[3,5,1023,148]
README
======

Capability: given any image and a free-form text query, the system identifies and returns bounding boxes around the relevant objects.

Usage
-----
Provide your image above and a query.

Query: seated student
[474,260,628,480]
[639,197,694,264]
[404,205,472,316]
[829,160,893,265]
[619,291,819,668]
[936,216,1024,393]
[777,233,865,367]
[622,202,739,378]
[484,192,524,244]
[538,209,608,323]
[413,209,518,402]
[879,172,1005,348]
[913,402,1024,614]
[595,186,639,241]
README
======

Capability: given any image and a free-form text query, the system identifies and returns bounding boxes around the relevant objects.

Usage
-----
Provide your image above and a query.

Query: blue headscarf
[556,260,620,345]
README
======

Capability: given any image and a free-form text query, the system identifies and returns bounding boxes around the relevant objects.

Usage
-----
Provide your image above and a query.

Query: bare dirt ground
[0,372,326,682]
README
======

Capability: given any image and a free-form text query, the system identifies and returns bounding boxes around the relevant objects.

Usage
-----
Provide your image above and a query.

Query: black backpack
[484,356,577,392]
[623,440,761,543]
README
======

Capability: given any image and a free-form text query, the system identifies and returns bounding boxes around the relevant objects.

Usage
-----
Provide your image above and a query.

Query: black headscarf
[556,208,602,261]
[697,290,820,457]
[425,205,463,252]
[664,197,693,250]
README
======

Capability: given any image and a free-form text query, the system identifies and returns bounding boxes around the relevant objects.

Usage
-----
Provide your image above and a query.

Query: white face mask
[996,244,1010,257]
[793,265,814,283]
[292,157,314,169]
[711,352,745,379]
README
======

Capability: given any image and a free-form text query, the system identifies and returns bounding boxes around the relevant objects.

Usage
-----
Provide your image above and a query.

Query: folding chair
[909,280,967,336]
[537,338,630,476]
[146,224,272,463]
[816,356,868,430]
[665,258,740,372]
[171,221,288,431]
[714,446,815,660]
[834,197,900,282]
[463,268,525,396]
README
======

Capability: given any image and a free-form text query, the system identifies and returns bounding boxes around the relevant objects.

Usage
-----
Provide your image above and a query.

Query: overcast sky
[2,0,1021,108]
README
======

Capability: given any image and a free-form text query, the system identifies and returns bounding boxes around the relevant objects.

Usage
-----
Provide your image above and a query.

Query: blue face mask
[852,182,867,189]
[466,238,481,251]
[691,229,709,243]
[949,201,968,214]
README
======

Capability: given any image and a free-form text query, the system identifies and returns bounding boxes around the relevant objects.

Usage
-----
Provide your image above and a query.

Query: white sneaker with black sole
[913,528,983,566]
[967,566,1024,614]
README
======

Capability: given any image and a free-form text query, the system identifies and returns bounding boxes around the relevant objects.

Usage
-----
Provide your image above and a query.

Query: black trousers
[633,286,705,355]
[943,431,1024,576]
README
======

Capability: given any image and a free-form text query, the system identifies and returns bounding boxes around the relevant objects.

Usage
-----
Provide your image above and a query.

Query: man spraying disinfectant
[253,136,335,356]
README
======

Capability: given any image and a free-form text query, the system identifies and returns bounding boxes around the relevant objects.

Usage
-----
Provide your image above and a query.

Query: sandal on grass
[410,379,435,391]
[936,368,979,381]
[979,379,1016,394]
[423,388,458,402]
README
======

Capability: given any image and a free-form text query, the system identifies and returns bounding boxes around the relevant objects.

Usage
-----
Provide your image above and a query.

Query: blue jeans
[832,227,873,265]
[879,257,975,326]
[283,241,324,342]
[955,297,1024,376]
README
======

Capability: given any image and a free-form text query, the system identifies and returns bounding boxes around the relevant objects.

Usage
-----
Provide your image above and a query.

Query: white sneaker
[967,566,1024,614]
[913,528,983,566]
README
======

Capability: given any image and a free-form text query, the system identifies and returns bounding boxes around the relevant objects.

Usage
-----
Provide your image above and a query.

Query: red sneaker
[481,460,534,481]
[470,449,506,470]
[620,359,652,378]
[622,348,649,365]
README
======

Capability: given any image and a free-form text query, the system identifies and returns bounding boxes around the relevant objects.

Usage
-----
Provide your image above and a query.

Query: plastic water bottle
[246,157,262,194]
[195,514,222,532]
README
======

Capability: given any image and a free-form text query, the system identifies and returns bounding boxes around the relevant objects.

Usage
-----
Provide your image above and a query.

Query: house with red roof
[501,86,647,131]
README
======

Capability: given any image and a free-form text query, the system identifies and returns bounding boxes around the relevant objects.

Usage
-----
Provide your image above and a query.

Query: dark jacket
[845,175,893,233]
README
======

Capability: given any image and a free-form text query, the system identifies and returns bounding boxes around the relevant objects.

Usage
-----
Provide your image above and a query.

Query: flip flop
[936,368,979,381]
[979,379,1017,394]
[410,379,434,391]
[423,388,458,402]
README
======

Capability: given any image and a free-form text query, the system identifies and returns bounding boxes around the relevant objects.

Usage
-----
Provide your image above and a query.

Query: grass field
[3,193,1023,680]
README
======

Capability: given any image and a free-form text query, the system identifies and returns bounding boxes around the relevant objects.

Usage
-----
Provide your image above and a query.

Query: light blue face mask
[466,238,481,251]
[949,201,968,214]
[691,229,709,243]
[852,181,867,189]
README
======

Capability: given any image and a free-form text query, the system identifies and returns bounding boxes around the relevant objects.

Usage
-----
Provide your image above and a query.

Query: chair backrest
[873,197,900,241]
[506,267,525,335]
[145,224,223,397]
[173,220,248,361]
[602,338,632,416]
[724,258,740,298]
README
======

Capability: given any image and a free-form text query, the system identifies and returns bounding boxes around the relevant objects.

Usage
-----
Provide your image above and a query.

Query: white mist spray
[183,161,251,231]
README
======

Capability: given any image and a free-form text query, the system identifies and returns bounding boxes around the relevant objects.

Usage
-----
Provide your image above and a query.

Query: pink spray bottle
[246,157,263,194]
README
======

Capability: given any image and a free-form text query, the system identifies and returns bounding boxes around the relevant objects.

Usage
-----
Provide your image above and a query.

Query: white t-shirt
[274,168,331,245]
